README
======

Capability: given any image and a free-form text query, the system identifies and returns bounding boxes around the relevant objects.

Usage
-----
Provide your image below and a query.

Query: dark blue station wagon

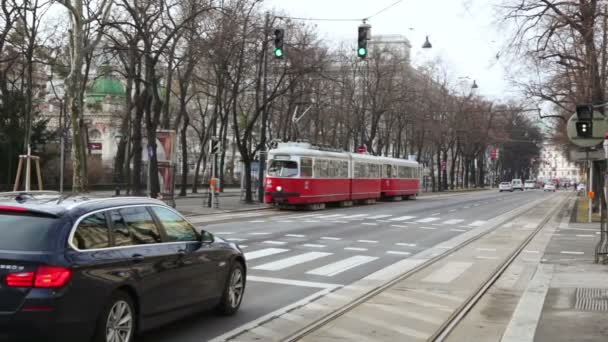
[0,192,246,342]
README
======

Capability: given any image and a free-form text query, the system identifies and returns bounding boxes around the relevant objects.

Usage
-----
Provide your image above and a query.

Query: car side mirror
[200,231,214,244]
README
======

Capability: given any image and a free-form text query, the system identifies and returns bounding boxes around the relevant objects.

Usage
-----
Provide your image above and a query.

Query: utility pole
[258,11,271,203]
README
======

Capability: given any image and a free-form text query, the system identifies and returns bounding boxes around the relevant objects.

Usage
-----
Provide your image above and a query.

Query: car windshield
[268,160,298,177]
[0,213,57,251]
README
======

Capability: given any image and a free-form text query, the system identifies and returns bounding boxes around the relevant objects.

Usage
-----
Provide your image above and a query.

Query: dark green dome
[87,76,125,104]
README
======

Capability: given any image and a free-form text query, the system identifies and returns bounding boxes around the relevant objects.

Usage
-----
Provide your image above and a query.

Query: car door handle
[131,254,145,263]
[177,249,187,257]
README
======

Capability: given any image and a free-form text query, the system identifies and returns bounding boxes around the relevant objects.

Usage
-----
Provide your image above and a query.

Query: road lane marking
[226,238,247,242]
[250,220,266,223]
[422,262,473,283]
[450,229,466,232]
[321,237,341,240]
[263,240,288,245]
[315,214,345,219]
[396,243,416,247]
[390,215,416,221]
[215,232,234,235]
[285,234,305,238]
[431,212,441,216]
[361,222,377,226]
[245,248,289,260]
[303,244,327,248]
[366,214,392,219]
[560,251,584,255]
[357,240,378,243]
[477,248,497,252]
[254,252,332,271]
[247,275,340,289]
[475,256,499,260]
[443,219,465,225]
[250,232,271,235]
[387,251,411,256]
[576,234,594,237]
[277,220,294,223]
[469,220,487,226]
[304,220,320,223]
[332,221,349,223]
[418,226,437,230]
[391,225,409,228]
[449,209,457,212]
[344,247,368,251]
[463,206,471,209]
[524,250,540,254]
[417,217,440,223]
[307,255,378,277]
[340,214,368,219]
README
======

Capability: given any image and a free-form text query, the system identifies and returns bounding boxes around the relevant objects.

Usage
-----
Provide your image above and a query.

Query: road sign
[566,111,608,147]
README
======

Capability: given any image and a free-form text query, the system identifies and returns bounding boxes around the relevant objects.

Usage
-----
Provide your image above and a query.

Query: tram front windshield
[268,160,298,177]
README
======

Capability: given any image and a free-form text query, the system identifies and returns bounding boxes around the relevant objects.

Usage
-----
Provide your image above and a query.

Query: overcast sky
[263,0,516,101]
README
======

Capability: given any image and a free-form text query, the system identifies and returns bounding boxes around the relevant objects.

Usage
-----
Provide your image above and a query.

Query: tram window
[315,159,329,178]
[341,161,348,178]
[384,164,392,178]
[369,164,379,178]
[268,160,298,177]
[301,158,313,178]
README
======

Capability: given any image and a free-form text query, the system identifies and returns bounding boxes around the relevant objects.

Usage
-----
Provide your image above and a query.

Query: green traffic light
[274,48,284,58]
[357,47,367,57]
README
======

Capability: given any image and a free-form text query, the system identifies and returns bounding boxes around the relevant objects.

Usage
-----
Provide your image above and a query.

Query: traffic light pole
[258,12,271,203]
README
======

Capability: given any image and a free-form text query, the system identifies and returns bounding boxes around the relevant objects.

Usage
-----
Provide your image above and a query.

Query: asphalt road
[139,189,550,342]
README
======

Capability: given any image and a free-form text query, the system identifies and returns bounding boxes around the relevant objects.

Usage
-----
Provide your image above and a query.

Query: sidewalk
[519,216,608,341]
[446,195,608,342]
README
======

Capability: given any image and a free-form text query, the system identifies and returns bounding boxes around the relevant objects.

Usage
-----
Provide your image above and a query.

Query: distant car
[499,182,513,192]
[511,179,524,191]
[577,183,586,192]
[0,192,246,342]
[544,183,556,192]
[524,180,536,190]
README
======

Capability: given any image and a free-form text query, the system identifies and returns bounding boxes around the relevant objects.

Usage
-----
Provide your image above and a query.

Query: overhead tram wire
[275,0,407,23]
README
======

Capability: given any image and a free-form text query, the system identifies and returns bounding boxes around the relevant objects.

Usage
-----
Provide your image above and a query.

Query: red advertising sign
[490,148,499,160]
[357,145,368,153]
[88,143,102,150]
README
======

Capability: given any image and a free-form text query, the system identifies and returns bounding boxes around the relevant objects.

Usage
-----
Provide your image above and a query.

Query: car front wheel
[217,262,245,315]
[94,291,136,342]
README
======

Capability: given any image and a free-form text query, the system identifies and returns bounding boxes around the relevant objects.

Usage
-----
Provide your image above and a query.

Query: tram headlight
[276,186,283,192]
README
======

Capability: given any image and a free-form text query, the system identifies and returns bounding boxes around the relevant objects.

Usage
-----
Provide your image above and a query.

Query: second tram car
[265,142,421,209]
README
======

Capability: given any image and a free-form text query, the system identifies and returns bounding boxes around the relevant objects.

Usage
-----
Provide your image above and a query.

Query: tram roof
[269,145,419,167]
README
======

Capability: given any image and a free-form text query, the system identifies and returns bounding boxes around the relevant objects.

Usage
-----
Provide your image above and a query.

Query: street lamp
[422,36,432,49]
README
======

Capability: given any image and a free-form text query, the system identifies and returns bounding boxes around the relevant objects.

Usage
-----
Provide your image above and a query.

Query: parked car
[511,179,524,191]
[544,183,557,192]
[499,182,513,192]
[524,180,536,190]
[0,192,246,342]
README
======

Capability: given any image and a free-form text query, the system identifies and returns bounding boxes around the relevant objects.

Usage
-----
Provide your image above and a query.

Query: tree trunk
[179,112,189,196]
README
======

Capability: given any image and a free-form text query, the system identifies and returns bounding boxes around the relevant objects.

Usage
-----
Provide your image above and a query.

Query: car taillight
[6,272,35,287]
[34,266,72,288]
[5,266,72,288]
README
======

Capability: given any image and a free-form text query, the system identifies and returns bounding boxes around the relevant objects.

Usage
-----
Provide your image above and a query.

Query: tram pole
[258,11,270,203]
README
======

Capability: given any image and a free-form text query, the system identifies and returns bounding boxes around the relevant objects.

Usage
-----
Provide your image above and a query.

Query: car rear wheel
[94,291,136,342]
[217,262,245,316]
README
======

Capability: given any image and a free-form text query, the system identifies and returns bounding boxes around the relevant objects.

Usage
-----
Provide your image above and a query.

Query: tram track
[281,193,569,342]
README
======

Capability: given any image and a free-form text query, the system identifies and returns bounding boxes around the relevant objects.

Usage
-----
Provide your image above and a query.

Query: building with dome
[41,69,127,168]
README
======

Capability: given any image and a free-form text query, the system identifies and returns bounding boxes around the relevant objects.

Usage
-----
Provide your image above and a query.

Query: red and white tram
[264,142,421,209]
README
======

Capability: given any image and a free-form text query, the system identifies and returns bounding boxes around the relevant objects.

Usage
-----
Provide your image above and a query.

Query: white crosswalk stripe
[315,214,345,219]
[469,220,487,227]
[417,217,440,223]
[366,214,393,219]
[389,215,416,221]
[339,214,368,219]
[245,248,289,260]
[306,255,378,276]
[189,212,266,224]
[443,219,465,225]
[254,252,332,271]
